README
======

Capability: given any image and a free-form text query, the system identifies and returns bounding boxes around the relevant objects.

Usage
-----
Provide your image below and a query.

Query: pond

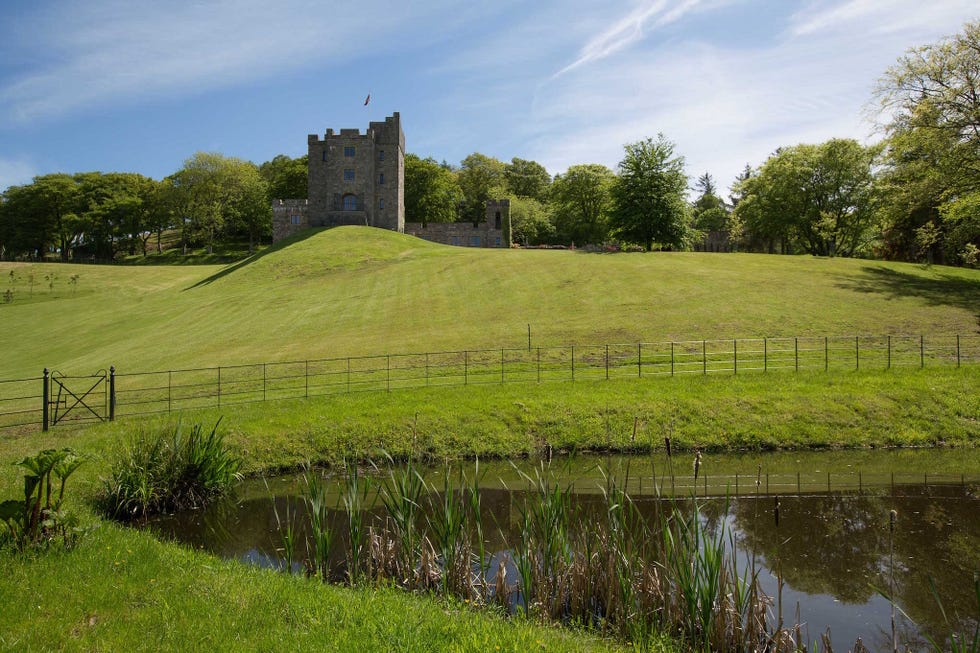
[146,449,980,652]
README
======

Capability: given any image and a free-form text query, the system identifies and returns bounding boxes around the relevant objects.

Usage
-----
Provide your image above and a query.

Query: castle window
[495,237,502,246]
[344,169,355,182]
[379,173,385,184]
[344,146,355,158]
[494,211,501,229]
[379,150,385,161]
[451,236,461,246]
[470,236,481,247]
[342,194,358,211]
[290,215,302,225]
[322,151,328,162]
[379,198,385,210]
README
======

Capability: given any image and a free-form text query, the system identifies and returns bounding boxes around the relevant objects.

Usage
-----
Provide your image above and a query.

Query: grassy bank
[0,523,634,652]
[2,227,979,377]
[0,368,976,650]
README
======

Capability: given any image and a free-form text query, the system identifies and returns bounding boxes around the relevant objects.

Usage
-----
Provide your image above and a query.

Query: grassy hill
[1,226,978,378]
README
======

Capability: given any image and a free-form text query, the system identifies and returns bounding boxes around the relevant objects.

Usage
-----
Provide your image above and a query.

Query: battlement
[273,199,309,207]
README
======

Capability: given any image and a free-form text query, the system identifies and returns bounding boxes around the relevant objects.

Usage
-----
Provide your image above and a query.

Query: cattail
[889,509,897,533]
[693,449,702,482]
[756,464,762,490]
[774,496,781,528]
[665,436,672,458]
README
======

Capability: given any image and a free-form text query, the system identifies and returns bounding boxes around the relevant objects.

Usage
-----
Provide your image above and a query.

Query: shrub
[98,419,242,520]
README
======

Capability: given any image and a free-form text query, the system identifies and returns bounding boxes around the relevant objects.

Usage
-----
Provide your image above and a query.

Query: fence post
[42,368,49,432]
[217,366,222,407]
[263,363,267,402]
[501,348,505,383]
[733,339,737,375]
[109,366,115,421]
[887,335,891,369]
[347,358,352,393]
[957,335,961,367]
[305,361,309,398]
[537,347,541,382]
[386,355,391,392]
[464,351,468,385]
[425,353,429,386]
[528,324,531,352]
[571,345,575,381]
[764,338,768,372]
[670,342,675,376]
[638,343,642,377]
[168,370,172,413]
[702,340,706,375]
[825,337,828,372]
[794,337,799,371]
[605,344,609,380]
[855,336,859,370]
[920,335,924,368]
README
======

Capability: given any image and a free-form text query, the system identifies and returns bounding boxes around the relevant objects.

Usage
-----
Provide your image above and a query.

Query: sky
[1,0,978,197]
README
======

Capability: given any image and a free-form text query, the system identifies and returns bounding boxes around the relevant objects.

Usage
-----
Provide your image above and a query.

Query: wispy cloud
[0,0,460,124]
[552,0,705,77]
[790,0,978,37]
[519,1,977,189]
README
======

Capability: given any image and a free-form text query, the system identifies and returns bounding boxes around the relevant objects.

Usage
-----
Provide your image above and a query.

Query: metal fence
[2,333,977,433]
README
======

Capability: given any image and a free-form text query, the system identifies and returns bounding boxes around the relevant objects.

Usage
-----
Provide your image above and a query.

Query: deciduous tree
[609,135,689,251]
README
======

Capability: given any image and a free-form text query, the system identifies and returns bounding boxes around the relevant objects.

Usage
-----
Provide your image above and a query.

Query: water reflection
[146,452,980,652]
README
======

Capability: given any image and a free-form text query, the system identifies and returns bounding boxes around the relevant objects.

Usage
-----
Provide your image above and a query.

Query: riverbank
[0,367,976,651]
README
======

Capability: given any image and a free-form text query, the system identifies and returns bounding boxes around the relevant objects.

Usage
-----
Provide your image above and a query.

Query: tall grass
[97,420,242,520]
[270,450,826,651]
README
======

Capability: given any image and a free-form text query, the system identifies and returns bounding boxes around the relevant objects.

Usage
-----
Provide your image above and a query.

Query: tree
[509,195,554,245]
[170,152,271,254]
[875,20,980,264]
[259,154,308,202]
[734,140,878,257]
[550,164,615,245]
[456,153,505,224]
[609,135,690,251]
[691,172,729,232]
[404,154,463,225]
[504,158,551,202]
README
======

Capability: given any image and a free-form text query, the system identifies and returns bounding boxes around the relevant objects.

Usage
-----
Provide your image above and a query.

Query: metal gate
[44,369,109,429]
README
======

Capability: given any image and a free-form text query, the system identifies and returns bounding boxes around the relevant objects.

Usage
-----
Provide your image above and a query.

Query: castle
[272,113,509,247]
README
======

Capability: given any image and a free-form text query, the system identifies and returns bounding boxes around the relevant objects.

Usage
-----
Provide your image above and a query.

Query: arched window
[342,194,358,211]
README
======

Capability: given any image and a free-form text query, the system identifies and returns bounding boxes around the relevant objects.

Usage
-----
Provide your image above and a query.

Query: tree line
[2,21,977,266]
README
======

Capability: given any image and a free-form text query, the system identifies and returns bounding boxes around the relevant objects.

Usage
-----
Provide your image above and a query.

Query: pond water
[146,449,980,652]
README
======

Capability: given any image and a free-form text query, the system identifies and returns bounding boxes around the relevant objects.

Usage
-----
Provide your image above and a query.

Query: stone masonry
[404,199,510,248]
[272,113,510,247]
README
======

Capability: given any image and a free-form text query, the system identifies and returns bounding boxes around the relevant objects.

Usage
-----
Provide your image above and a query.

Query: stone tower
[305,112,405,232]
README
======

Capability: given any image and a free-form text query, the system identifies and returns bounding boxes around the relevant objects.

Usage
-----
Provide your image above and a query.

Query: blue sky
[1,0,977,196]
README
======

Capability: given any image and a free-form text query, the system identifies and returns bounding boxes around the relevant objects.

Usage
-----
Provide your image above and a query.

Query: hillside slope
[2,226,978,376]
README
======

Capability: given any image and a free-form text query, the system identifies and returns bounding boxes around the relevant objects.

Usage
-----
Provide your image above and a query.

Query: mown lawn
[2,226,978,378]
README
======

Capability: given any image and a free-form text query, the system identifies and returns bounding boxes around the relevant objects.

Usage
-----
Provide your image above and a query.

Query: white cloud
[0,158,36,192]
[790,0,978,37]
[552,0,708,77]
[510,1,978,190]
[0,0,463,123]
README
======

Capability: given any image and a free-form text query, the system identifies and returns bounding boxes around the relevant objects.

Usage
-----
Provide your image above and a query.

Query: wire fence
[1,333,977,433]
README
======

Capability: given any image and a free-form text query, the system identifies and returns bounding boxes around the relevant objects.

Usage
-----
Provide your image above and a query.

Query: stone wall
[404,199,510,248]
[272,199,310,242]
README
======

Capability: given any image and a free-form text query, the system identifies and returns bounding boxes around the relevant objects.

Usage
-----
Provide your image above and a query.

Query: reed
[98,420,242,520]
[273,452,825,652]
[302,470,333,581]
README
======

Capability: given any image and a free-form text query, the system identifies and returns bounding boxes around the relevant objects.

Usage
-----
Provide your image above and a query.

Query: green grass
[2,226,979,651]
[2,226,978,377]
[0,524,634,652]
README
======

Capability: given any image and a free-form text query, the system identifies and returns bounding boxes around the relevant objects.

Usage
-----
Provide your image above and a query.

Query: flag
[364,93,371,106]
